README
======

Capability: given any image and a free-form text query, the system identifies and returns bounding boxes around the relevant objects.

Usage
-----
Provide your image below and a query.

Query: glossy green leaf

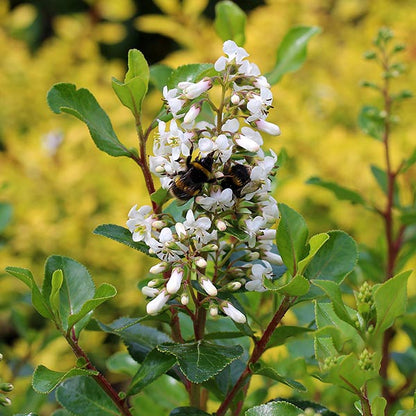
[32,365,97,394]
[67,283,117,330]
[170,408,211,416]
[56,376,119,415]
[214,1,246,46]
[265,274,310,296]
[0,202,12,233]
[43,256,96,335]
[304,231,358,284]
[373,270,411,336]
[266,326,312,349]
[251,365,306,391]
[93,224,151,255]
[370,164,400,206]
[150,64,173,91]
[266,26,321,85]
[314,336,338,365]
[307,177,366,205]
[157,341,243,383]
[298,233,329,274]
[313,280,355,326]
[52,411,72,416]
[245,401,303,416]
[112,49,149,116]
[276,203,308,275]
[358,105,384,141]
[5,267,52,319]
[47,83,130,157]
[128,348,176,395]
[278,399,340,416]
[167,64,214,89]
[106,352,139,377]
[50,269,63,319]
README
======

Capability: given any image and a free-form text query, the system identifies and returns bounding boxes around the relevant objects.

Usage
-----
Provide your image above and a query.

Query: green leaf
[251,365,306,391]
[128,348,177,396]
[313,280,355,326]
[170,408,211,416]
[5,267,53,319]
[400,207,416,225]
[0,202,12,233]
[214,1,246,46]
[265,274,310,296]
[276,203,309,276]
[358,105,384,141]
[304,230,358,284]
[50,269,64,319]
[371,397,387,416]
[298,233,329,274]
[167,64,214,89]
[373,270,411,336]
[245,401,303,416]
[370,164,400,206]
[157,341,243,383]
[32,365,97,394]
[47,83,130,157]
[106,352,139,377]
[52,411,72,416]
[306,177,366,205]
[400,148,416,173]
[93,224,151,255]
[267,326,312,349]
[150,64,174,91]
[266,26,321,85]
[67,283,117,329]
[277,399,340,416]
[43,256,96,335]
[112,49,149,116]
[56,376,120,415]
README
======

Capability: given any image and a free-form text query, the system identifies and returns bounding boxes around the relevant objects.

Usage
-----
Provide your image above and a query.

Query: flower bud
[195,257,207,268]
[155,165,166,174]
[225,281,242,291]
[147,278,163,287]
[181,293,189,306]
[209,305,218,317]
[263,252,284,265]
[166,267,184,294]
[0,383,13,393]
[0,396,11,406]
[179,78,212,99]
[142,286,159,298]
[149,262,168,274]
[200,277,218,296]
[244,252,260,261]
[255,119,281,136]
[221,301,246,324]
[231,94,241,105]
[183,104,201,124]
[152,220,166,230]
[200,243,219,252]
[216,219,227,231]
[146,290,170,315]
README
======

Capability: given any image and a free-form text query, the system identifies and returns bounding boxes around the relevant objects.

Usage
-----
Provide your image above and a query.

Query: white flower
[214,40,249,72]
[196,188,235,212]
[200,277,218,296]
[127,204,154,244]
[222,118,240,133]
[199,134,233,162]
[147,228,188,263]
[255,119,281,136]
[183,210,212,239]
[178,78,212,99]
[245,216,266,248]
[245,261,273,292]
[221,301,246,323]
[166,267,184,294]
[247,88,273,120]
[263,252,284,265]
[146,290,170,315]
[163,86,185,116]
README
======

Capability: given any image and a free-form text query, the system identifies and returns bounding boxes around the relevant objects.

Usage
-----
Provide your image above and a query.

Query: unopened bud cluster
[358,348,375,371]
[128,41,282,322]
[0,354,13,407]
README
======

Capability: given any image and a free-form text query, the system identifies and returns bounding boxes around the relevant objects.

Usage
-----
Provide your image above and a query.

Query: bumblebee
[170,153,215,200]
[221,163,251,197]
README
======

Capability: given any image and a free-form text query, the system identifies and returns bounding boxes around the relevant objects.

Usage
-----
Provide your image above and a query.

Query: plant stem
[66,334,132,416]
[216,296,294,416]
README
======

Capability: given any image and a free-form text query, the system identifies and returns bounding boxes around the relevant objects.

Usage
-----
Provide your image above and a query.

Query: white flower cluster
[128,40,283,323]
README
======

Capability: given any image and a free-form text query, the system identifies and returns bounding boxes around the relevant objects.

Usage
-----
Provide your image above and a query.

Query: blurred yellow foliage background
[1,0,415,413]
